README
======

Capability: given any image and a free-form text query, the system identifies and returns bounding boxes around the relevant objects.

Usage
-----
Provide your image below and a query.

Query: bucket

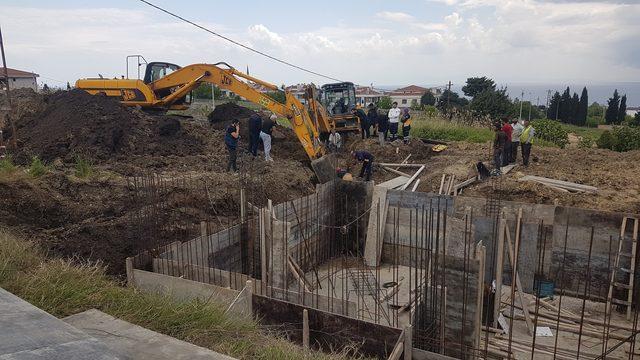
[536,279,555,299]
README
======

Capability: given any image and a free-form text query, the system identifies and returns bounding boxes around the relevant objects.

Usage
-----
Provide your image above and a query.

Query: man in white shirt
[510,118,524,164]
[387,102,401,141]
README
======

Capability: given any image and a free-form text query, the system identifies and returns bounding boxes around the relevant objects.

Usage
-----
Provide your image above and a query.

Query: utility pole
[211,84,215,111]
[0,25,16,150]
[555,96,560,121]
[446,81,452,119]
[518,90,524,120]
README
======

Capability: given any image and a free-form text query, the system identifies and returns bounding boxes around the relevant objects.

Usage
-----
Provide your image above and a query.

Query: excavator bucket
[311,154,337,184]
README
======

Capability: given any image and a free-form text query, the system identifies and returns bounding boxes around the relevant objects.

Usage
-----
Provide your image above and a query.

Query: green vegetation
[0,229,356,360]
[597,126,640,152]
[0,156,17,174]
[420,91,436,107]
[578,135,596,149]
[531,119,569,148]
[376,96,392,110]
[411,116,494,143]
[28,156,48,178]
[74,155,94,178]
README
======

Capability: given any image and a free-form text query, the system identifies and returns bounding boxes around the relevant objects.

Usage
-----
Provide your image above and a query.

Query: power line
[137,0,343,83]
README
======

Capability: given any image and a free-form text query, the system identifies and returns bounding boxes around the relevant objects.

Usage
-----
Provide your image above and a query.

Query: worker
[388,102,401,141]
[367,103,378,137]
[520,120,535,167]
[510,118,523,164]
[501,117,513,166]
[352,108,369,139]
[260,114,277,162]
[248,113,262,157]
[401,108,412,144]
[328,128,342,151]
[377,112,389,146]
[493,122,506,174]
[352,150,374,181]
[225,119,240,172]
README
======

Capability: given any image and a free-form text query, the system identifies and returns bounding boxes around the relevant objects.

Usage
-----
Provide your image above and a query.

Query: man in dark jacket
[493,122,506,174]
[225,119,240,172]
[352,150,374,181]
[352,108,369,139]
[248,113,262,157]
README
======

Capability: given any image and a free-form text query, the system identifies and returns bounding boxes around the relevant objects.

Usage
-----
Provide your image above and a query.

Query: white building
[284,83,308,103]
[1,68,39,91]
[627,107,639,117]
[389,85,441,107]
[355,86,385,106]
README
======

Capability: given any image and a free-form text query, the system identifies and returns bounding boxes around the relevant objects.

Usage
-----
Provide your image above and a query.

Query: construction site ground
[1,90,639,276]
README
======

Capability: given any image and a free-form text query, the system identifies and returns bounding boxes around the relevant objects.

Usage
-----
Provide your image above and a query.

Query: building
[284,83,311,104]
[355,86,385,107]
[389,85,442,107]
[627,107,640,117]
[1,67,39,91]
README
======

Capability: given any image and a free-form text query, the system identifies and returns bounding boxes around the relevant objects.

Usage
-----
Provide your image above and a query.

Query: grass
[411,117,495,143]
[28,156,48,178]
[74,155,93,178]
[0,229,359,360]
[561,123,605,139]
[0,156,17,174]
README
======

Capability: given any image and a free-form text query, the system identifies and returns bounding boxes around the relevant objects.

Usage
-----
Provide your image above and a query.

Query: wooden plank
[378,176,410,189]
[438,174,446,195]
[400,165,425,191]
[377,163,425,167]
[364,186,388,267]
[500,164,516,175]
[475,242,486,351]
[411,179,420,192]
[493,217,505,329]
[394,154,412,171]
[518,175,597,192]
[453,176,477,195]
[303,309,309,350]
[387,329,405,360]
[504,209,533,336]
[382,166,412,178]
[627,218,638,320]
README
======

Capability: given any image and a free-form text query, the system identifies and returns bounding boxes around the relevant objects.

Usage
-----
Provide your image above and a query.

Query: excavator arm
[147,63,324,159]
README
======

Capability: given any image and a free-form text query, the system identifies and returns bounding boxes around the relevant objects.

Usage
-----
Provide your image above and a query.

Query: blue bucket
[536,280,555,299]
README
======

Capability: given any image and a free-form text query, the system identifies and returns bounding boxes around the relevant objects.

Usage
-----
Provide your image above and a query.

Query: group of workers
[492,117,535,174]
[224,111,278,172]
[352,102,412,145]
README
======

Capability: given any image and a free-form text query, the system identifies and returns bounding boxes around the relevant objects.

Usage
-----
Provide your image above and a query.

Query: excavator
[75,57,360,162]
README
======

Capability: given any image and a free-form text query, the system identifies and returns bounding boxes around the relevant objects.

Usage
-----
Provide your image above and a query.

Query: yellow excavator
[76,58,360,161]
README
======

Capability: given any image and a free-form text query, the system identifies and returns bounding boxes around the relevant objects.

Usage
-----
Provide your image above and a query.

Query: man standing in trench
[260,114,277,162]
[248,113,262,157]
[352,150,374,181]
[225,119,240,172]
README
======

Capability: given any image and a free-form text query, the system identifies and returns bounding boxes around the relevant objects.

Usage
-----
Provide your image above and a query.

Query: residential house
[1,68,39,91]
[626,107,639,117]
[284,83,308,103]
[355,86,385,107]
[389,85,442,107]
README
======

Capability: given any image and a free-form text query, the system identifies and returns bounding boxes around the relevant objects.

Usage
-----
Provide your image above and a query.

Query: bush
[531,119,569,148]
[611,126,640,152]
[28,156,48,178]
[377,96,393,110]
[597,130,616,150]
[578,135,595,149]
[74,155,93,178]
[0,156,17,174]
[586,116,604,128]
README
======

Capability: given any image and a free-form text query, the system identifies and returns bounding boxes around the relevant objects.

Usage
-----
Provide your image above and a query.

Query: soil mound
[9,90,204,163]
[208,102,255,127]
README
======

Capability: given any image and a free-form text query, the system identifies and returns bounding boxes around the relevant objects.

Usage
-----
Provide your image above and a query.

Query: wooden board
[378,176,410,189]
[364,186,388,267]
[518,175,597,193]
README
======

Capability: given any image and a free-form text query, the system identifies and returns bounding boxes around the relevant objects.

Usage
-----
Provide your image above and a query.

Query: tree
[469,88,512,120]
[420,91,436,106]
[462,77,496,98]
[547,91,561,120]
[66,82,71,91]
[576,87,588,126]
[605,89,620,124]
[377,96,393,109]
[436,89,468,114]
[559,87,572,123]
[570,92,579,125]
[266,91,286,104]
[618,95,627,124]
[192,83,223,99]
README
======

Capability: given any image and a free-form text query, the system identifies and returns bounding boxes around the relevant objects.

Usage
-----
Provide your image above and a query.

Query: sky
[1,0,639,96]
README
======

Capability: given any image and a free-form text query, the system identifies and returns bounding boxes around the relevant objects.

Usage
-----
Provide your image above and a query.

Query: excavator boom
[76,62,324,160]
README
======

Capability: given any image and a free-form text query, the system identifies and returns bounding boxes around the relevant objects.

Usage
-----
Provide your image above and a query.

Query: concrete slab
[63,309,236,360]
[0,288,118,360]
[364,186,388,266]
[378,176,409,189]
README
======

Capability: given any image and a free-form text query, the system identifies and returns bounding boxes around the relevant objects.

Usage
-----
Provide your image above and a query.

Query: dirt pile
[7,90,204,163]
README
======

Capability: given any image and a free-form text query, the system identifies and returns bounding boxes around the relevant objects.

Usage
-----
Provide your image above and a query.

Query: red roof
[389,85,428,96]
[2,67,39,78]
[355,86,384,96]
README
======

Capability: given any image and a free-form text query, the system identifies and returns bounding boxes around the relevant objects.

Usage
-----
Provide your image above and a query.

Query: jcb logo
[258,97,272,107]
[221,75,232,86]
[121,89,136,101]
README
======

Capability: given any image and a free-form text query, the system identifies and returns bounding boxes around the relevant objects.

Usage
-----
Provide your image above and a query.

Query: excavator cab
[320,82,360,133]
[142,62,191,107]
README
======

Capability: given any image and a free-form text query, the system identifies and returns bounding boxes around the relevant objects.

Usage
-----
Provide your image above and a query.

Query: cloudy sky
[1,0,639,89]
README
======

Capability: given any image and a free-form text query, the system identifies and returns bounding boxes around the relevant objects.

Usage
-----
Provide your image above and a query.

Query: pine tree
[559,87,572,123]
[547,91,561,120]
[577,87,588,126]
[570,92,579,124]
[618,95,627,124]
[605,89,620,125]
